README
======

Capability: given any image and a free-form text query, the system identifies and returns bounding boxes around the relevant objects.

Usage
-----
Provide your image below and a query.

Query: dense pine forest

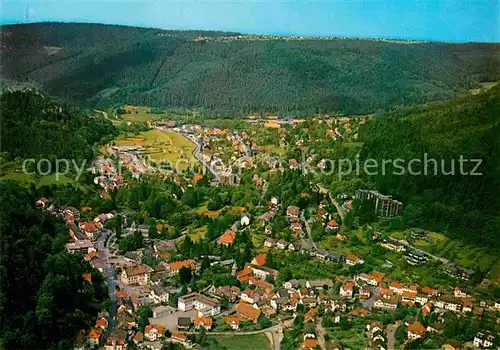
[1,23,499,116]
[0,182,109,349]
[0,90,117,161]
[360,86,500,248]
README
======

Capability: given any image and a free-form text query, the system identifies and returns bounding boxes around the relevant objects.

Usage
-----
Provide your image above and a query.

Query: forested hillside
[1,23,499,115]
[0,182,108,348]
[0,90,117,160]
[359,86,500,248]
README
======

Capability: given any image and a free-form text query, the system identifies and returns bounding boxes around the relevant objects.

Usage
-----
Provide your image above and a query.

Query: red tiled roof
[84,251,100,262]
[133,331,143,342]
[218,230,236,245]
[370,271,385,283]
[381,288,394,296]
[343,281,355,290]
[88,327,102,339]
[145,324,165,335]
[390,281,404,289]
[95,318,107,329]
[346,254,358,261]
[225,315,242,326]
[116,289,127,299]
[349,308,370,317]
[124,265,149,277]
[237,267,253,282]
[168,259,196,271]
[171,332,187,342]
[83,273,92,282]
[253,253,266,266]
[303,338,318,349]
[194,316,213,327]
[408,322,426,336]
[402,291,417,299]
[304,308,318,321]
[421,286,439,296]
[249,277,273,290]
[235,303,261,321]
[327,220,339,227]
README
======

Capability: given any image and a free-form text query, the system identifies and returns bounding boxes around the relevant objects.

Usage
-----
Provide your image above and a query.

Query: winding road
[174,131,220,181]
[315,183,347,220]
[301,212,318,250]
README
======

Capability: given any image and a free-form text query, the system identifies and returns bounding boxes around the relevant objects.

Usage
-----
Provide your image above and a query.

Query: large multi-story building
[178,293,221,317]
[356,189,403,218]
[120,265,151,286]
[403,248,429,266]
[66,240,95,254]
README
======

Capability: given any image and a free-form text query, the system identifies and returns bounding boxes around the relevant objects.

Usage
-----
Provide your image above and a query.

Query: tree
[183,235,194,257]
[148,223,158,239]
[179,267,193,285]
[114,214,123,239]
[201,256,210,271]
[137,305,152,332]
[395,325,407,344]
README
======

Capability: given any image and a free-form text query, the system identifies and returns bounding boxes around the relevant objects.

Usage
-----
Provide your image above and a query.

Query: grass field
[409,232,496,273]
[119,105,166,124]
[261,145,286,155]
[193,202,224,218]
[188,226,208,242]
[114,129,197,170]
[0,163,80,187]
[209,334,271,350]
[325,320,367,350]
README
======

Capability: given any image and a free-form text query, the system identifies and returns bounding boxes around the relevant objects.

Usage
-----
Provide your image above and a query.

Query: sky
[1,0,498,42]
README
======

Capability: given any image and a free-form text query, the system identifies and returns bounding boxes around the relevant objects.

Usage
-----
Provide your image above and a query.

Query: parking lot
[149,309,198,331]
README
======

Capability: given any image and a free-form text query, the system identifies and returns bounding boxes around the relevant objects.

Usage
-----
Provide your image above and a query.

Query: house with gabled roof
[251,253,267,266]
[235,302,261,323]
[120,264,151,286]
[306,279,333,289]
[87,327,103,347]
[373,294,398,310]
[194,316,213,331]
[345,254,364,265]
[326,220,339,231]
[302,336,319,349]
[144,324,165,341]
[304,308,318,322]
[407,321,426,340]
[225,315,242,330]
[217,230,236,246]
[286,205,300,220]
[340,281,355,298]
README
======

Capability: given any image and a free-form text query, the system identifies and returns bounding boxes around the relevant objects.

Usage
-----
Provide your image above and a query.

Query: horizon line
[2,20,499,44]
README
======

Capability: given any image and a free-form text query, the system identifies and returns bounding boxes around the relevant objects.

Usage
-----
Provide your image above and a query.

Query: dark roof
[177,317,191,326]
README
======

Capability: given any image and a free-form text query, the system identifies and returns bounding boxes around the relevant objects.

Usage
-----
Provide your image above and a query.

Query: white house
[241,213,250,226]
[340,282,355,298]
[178,293,221,316]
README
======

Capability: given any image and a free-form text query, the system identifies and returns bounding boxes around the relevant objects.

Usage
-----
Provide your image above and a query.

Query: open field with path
[208,334,271,350]
[114,129,197,171]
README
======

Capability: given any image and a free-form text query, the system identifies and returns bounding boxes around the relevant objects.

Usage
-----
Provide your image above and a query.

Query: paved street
[95,229,118,331]
[386,320,401,349]
[301,212,318,250]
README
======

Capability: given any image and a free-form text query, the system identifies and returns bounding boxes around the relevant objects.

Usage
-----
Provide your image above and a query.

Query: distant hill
[360,86,500,248]
[1,22,499,115]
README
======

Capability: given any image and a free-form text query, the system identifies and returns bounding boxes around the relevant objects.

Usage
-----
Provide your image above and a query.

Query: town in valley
[29,107,500,350]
